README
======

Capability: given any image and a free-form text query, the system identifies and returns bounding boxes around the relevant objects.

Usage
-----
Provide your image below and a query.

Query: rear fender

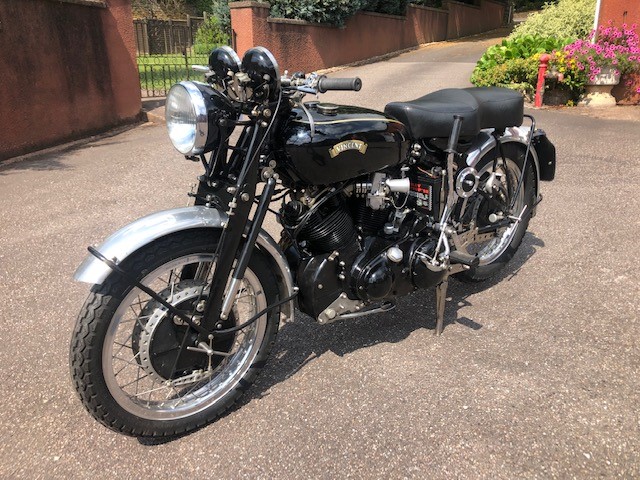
[74,206,295,321]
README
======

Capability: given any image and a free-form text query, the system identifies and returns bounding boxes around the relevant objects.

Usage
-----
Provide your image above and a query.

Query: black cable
[212,291,298,336]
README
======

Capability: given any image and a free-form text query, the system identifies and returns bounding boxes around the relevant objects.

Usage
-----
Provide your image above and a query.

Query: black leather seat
[384,87,524,139]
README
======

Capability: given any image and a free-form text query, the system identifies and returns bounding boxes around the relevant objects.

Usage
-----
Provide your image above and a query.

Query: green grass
[137,53,209,96]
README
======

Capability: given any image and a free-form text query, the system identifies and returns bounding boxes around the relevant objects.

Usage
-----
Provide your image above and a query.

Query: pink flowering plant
[561,22,640,88]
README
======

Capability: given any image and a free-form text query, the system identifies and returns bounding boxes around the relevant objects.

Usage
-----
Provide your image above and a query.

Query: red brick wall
[0,0,141,160]
[230,1,504,74]
[598,0,640,28]
[598,0,640,104]
[446,0,505,39]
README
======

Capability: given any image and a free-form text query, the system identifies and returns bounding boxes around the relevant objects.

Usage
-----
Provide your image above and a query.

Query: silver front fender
[74,206,295,321]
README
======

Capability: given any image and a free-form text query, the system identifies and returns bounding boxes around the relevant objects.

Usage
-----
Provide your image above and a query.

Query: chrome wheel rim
[102,253,267,420]
[466,157,525,266]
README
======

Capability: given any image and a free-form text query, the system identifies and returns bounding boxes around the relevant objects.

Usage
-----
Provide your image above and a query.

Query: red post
[535,53,551,108]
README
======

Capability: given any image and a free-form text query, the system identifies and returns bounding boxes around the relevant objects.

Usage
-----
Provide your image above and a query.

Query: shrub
[193,15,229,54]
[270,0,368,26]
[471,55,540,96]
[471,35,574,99]
[475,35,572,71]
[509,0,596,41]
[411,0,443,7]
[364,0,408,16]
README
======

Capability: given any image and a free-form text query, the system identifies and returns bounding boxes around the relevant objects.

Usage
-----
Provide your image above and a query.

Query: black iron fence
[134,17,205,55]
[135,16,219,97]
[137,51,209,97]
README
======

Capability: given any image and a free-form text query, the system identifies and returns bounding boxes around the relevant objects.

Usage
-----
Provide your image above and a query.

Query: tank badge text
[329,140,368,158]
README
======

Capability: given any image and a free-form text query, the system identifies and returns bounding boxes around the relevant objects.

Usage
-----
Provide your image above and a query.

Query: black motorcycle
[70,46,555,437]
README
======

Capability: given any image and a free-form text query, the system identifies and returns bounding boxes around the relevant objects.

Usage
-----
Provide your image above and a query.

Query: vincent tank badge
[329,140,368,158]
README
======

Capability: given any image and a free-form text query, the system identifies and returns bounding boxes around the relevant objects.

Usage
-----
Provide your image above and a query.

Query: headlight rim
[166,81,209,156]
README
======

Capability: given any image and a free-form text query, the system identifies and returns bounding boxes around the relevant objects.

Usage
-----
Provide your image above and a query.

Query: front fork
[196,123,277,342]
[88,121,281,350]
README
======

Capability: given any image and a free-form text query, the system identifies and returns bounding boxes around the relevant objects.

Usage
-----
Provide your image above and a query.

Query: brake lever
[296,86,317,94]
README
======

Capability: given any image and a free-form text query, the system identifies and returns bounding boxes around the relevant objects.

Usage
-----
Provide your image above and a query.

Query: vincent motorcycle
[70,46,556,437]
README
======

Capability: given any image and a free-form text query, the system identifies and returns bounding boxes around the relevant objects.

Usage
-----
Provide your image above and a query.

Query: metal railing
[137,50,209,97]
[135,15,224,97]
[134,17,204,55]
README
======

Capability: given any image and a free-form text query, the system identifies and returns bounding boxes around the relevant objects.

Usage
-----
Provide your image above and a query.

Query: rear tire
[70,229,280,437]
[456,144,535,282]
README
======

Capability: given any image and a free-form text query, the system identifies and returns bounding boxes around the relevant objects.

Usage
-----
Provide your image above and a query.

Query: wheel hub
[132,281,235,383]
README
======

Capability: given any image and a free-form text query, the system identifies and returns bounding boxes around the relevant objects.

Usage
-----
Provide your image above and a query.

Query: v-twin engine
[280,181,448,323]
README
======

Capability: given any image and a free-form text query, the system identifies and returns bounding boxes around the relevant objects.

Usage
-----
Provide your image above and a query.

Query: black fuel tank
[279,103,409,185]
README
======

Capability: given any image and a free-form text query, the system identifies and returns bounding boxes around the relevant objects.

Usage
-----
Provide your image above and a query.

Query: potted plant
[604,23,640,105]
[562,23,640,106]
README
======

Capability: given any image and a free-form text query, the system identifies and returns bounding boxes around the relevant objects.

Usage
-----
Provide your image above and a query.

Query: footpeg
[449,251,480,268]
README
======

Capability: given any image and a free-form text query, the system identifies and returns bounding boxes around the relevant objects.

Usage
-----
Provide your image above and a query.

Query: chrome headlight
[165,81,209,155]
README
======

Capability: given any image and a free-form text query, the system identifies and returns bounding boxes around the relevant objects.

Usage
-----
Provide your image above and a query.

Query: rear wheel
[456,144,535,282]
[70,229,280,437]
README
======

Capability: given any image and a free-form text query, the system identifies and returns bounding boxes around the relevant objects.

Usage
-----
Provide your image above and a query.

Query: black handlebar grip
[317,76,362,93]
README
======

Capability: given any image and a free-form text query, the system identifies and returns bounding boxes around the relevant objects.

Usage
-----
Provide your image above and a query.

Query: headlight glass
[165,83,207,155]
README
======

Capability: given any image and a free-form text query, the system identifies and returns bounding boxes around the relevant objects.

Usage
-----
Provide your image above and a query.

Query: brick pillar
[229,1,271,57]
[102,0,141,118]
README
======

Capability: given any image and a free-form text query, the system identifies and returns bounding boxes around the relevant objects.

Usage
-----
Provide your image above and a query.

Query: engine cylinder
[286,196,357,254]
[352,199,390,235]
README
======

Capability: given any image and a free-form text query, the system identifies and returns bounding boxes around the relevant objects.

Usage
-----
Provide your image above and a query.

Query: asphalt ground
[1,31,639,478]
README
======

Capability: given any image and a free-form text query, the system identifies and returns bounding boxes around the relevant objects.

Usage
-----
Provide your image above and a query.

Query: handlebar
[317,76,362,93]
[194,64,363,99]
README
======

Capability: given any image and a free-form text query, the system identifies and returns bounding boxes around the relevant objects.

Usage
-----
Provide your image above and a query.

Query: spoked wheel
[70,230,280,437]
[456,144,535,282]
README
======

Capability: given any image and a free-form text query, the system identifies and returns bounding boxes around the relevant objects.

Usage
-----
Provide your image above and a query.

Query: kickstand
[434,277,449,336]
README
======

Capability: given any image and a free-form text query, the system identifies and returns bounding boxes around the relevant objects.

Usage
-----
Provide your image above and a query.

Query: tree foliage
[194,15,229,53]
[270,0,368,26]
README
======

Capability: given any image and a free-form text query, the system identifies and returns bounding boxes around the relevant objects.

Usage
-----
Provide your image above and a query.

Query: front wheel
[70,229,280,437]
[456,143,535,282]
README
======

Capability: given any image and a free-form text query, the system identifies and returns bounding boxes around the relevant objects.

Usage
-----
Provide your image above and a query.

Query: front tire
[70,229,280,437]
[456,143,535,282]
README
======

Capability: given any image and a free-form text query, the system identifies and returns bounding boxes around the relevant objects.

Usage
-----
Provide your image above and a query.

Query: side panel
[532,131,556,181]
[74,206,295,321]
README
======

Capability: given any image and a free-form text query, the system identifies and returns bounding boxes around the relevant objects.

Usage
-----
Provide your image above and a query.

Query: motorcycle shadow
[246,233,545,394]
[138,232,543,445]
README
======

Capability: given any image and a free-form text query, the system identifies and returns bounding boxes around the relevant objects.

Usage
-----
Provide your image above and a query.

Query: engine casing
[351,237,447,303]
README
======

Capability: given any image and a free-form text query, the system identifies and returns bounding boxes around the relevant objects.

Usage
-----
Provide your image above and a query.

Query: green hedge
[207,0,449,30]
[509,0,596,41]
